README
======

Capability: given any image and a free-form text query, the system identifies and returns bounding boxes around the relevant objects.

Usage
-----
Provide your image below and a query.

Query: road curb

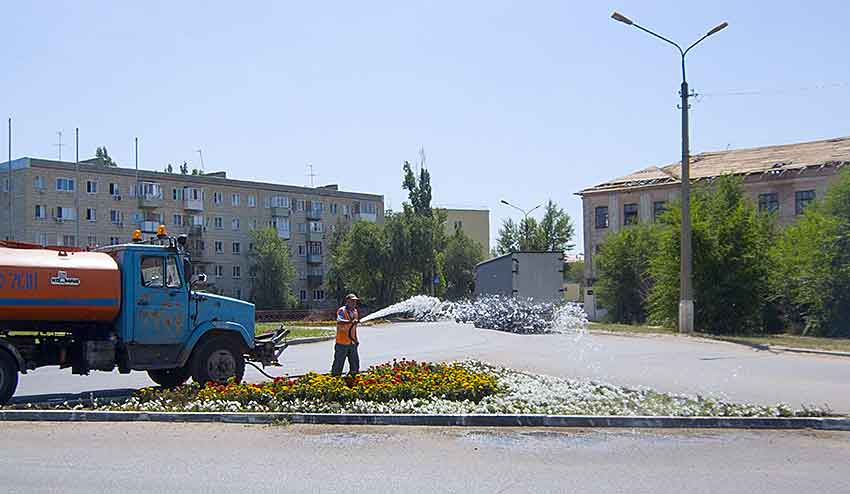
[0,410,847,430]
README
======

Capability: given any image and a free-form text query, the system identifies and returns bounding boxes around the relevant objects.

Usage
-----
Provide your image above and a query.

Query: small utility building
[474,251,564,301]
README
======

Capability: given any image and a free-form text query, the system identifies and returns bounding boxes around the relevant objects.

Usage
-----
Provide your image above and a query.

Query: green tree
[648,176,775,334]
[180,162,189,174]
[772,170,850,336]
[443,228,484,300]
[165,163,174,173]
[596,225,658,323]
[401,160,445,294]
[95,146,117,167]
[325,218,350,306]
[495,199,575,254]
[248,227,296,309]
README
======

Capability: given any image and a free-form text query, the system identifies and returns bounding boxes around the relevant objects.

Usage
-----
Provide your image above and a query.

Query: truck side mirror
[190,273,207,288]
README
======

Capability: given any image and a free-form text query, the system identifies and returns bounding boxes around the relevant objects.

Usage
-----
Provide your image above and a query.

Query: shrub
[595,224,658,324]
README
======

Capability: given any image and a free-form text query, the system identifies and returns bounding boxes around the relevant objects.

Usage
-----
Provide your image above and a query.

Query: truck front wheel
[0,350,19,405]
[190,336,246,385]
[148,367,191,388]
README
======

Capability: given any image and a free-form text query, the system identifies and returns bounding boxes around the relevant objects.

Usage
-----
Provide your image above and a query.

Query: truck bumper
[248,327,290,366]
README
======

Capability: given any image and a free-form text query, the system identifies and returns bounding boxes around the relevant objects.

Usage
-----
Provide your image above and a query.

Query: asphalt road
[1,423,849,494]
[11,321,850,412]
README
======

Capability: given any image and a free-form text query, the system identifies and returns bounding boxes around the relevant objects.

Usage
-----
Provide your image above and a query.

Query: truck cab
[0,230,288,404]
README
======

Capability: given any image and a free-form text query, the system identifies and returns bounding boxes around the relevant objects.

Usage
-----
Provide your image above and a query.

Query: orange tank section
[0,245,121,323]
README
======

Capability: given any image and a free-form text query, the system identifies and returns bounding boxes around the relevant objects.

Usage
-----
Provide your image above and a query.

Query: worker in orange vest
[331,293,360,376]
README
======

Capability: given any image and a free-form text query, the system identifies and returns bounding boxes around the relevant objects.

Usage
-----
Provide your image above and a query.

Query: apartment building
[441,208,490,259]
[0,157,384,308]
[577,136,850,320]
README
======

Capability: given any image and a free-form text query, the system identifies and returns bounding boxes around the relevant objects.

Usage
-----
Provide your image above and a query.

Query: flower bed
[60,360,831,417]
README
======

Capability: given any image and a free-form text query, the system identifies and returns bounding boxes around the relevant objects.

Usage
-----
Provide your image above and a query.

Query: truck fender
[177,321,253,367]
[0,339,27,375]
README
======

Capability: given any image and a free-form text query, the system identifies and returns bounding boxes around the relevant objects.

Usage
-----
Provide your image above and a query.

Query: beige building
[577,136,850,320]
[0,157,384,308]
[441,208,489,258]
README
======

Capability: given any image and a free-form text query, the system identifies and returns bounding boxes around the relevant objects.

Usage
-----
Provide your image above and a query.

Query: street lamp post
[611,11,727,334]
[500,199,541,250]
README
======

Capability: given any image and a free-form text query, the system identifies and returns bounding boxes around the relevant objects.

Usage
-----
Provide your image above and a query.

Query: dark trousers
[331,343,360,376]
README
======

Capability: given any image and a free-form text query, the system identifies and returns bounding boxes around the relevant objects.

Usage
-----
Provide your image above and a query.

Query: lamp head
[500,199,510,205]
[706,21,728,36]
[611,11,634,25]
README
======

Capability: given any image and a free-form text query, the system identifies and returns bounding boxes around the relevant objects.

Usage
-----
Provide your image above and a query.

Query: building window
[297,244,306,256]
[34,232,50,246]
[86,180,97,194]
[34,205,47,219]
[232,217,240,230]
[250,219,257,230]
[86,208,96,222]
[109,236,121,245]
[300,290,307,302]
[623,203,639,225]
[307,242,322,255]
[33,176,45,190]
[232,242,241,254]
[85,236,97,247]
[213,192,223,205]
[795,190,815,215]
[215,265,224,278]
[235,288,242,299]
[56,177,75,192]
[296,199,305,211]
[594,207,609,229]
[758,193,779,213]
[298,223,307,234]
[313,290,325,301]
[110,209,122,225]
[652,201,667,222]
[60,235,76,247]
[330,203,338,215]
[310,222,323,233]
[248,195,256,208]
[214,217,223,229]
[232,193,240,206]
[173,214,183,226]
[109,183,120,196]
[56,206,76,220]
[214,241,223,254]
[232,265,241,278]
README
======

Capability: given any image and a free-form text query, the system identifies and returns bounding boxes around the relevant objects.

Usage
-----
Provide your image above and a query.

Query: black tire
[190,335,246,385]
[147,367,191,388]
[0,349,20,405]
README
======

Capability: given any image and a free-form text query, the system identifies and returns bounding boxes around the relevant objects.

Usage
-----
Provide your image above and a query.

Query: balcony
[306,209,322,221]
[138,195,162,209]
[139,221,159,233]
[188,224,205,236]
[307,274,324,287]
[271,206,290,217]
[184,197,204,211]
[276,229,291,240]
[355,212,377,223]
[306,254,322,265]
[306,231,323,242]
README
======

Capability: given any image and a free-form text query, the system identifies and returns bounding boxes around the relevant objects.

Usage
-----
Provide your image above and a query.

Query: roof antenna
[306,162,317,187]
[418,146,426,174]
[54,131,65,160]
[196,149,205,173]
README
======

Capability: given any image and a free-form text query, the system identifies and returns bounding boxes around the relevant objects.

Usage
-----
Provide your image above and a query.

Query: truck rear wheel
[148,367,191,388]
[0,350,19,405]
[190,335,246,385]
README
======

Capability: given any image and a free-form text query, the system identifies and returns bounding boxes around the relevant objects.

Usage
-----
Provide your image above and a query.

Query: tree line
[594,171,850,337]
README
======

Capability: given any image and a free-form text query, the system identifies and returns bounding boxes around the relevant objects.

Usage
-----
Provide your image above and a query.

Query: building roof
[579,136,850,195]
[4,157,383,201]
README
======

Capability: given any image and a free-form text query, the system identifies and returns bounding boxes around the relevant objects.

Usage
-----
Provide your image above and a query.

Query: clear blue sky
[3,1,849,252]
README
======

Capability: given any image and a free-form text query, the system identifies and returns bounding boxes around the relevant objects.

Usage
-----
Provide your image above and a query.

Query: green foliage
[443,228,484,300]
[165,163,173,173]
[95,146,117,167]
[248,227,296,309]
[647,176,775,334]
[402,161,432,217]
[596,224,658,324]
[771,170,850,336]
[180,162,189,174]
[331,214,419,307]
[495,199,575,254]
[564,260,584,283]
[325,218,350,307]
